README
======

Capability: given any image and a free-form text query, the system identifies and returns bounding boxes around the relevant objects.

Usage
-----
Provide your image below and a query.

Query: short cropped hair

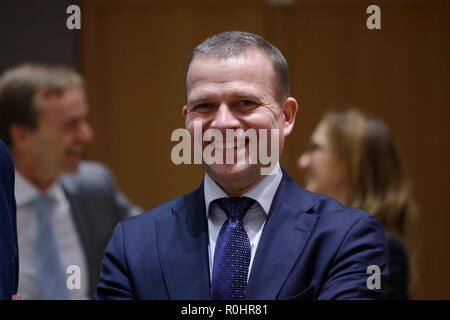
[185,31,290,103]
[0,64,83,147]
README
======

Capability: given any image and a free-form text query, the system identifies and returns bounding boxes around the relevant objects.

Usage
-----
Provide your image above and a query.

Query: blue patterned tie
[211,197,255,300]
[34,194,68,299]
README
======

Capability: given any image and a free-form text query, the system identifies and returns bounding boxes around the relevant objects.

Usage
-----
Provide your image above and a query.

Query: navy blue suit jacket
[0,140,18,300]
[96,168,388,299]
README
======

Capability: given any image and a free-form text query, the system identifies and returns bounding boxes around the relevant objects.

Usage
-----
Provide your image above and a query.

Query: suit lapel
[59,177,101,298]
[155,184,211,299]
[59,177,89,256]
[246,170,319,299]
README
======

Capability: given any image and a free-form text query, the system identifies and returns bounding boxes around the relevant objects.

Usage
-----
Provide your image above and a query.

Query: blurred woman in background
[298,109,416,299]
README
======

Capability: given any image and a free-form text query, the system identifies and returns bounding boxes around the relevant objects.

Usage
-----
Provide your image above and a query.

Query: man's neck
[209,164,281,198]
[14,162,57,191]
[222,175,265,197]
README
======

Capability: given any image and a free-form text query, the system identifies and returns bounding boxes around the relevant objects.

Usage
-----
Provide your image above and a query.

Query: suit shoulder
[76,160,111,178]
[279,172,371,223]
[277,171,373,227]
[60,160,114,190]
[310,192,376,230]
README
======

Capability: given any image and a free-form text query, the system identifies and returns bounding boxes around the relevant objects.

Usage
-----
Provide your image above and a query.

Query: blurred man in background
[0,64,141,299]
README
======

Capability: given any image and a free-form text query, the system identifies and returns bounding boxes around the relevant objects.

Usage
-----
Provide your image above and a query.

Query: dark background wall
[1,0,449,299]
[0,0,79,73]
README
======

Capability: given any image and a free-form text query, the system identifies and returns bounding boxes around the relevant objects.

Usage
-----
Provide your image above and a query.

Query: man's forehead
[35,86,84,105]
[188,49,271,72]
[188,88,263,106]
[186,51,276,95]
[34,86,88,117]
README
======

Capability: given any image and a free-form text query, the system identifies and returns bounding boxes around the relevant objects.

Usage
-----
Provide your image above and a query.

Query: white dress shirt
[15,171,89,300]
[204,163,283,281]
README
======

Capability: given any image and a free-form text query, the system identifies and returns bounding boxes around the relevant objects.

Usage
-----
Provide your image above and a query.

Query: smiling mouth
[66,147,85,160]
[208,138,249,150]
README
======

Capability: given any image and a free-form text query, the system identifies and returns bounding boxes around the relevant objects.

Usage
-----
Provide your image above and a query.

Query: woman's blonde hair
[321,109,415,238]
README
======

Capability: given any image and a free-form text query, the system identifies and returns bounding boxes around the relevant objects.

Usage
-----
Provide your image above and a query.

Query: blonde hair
[321,109,415,237]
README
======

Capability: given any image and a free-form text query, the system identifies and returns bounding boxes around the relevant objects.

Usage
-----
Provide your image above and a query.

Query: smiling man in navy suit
[96,31,389,300]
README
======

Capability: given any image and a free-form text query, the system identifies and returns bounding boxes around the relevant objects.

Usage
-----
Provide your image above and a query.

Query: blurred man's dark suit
[0,140,18,300]
[57,161,141,298]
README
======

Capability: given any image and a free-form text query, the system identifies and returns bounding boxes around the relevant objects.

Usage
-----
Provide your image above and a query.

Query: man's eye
[192,103,213,111]
[63,120,79,130]
[239,100,256,107]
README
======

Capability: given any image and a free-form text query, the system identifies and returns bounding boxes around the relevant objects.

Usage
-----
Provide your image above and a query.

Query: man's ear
[9,124,35,151]
[9,124,36,151]
[282,97,298,137]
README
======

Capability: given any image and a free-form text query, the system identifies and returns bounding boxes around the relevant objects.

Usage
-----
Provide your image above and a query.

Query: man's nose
[297,153,311,171]
[76,120,93,144]
[210,103,240,130]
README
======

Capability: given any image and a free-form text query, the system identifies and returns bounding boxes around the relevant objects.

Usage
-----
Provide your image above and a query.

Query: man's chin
[203,162,262,195]
[63,160,81,174]
[64,152,84,172]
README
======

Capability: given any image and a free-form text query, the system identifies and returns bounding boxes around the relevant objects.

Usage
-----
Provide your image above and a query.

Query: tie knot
[33,194,52,214]
[215,197,255,220]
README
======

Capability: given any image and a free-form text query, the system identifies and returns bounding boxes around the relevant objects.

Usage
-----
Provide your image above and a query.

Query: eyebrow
[232,92,262,101]
[188,96,211,107]
[188,92,262,107]
[57,108,89,126]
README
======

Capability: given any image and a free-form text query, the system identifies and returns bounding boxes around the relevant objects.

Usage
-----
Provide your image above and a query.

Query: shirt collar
[204,162,283,218]
[15,170,66,207]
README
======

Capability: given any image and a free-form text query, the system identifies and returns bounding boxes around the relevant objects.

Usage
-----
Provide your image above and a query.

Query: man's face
[184,50,297,196]
[26,86,93,181]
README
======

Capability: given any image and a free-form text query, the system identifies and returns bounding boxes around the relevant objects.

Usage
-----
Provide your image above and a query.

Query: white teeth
[211,140,245,150]
[213,141,235,150]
